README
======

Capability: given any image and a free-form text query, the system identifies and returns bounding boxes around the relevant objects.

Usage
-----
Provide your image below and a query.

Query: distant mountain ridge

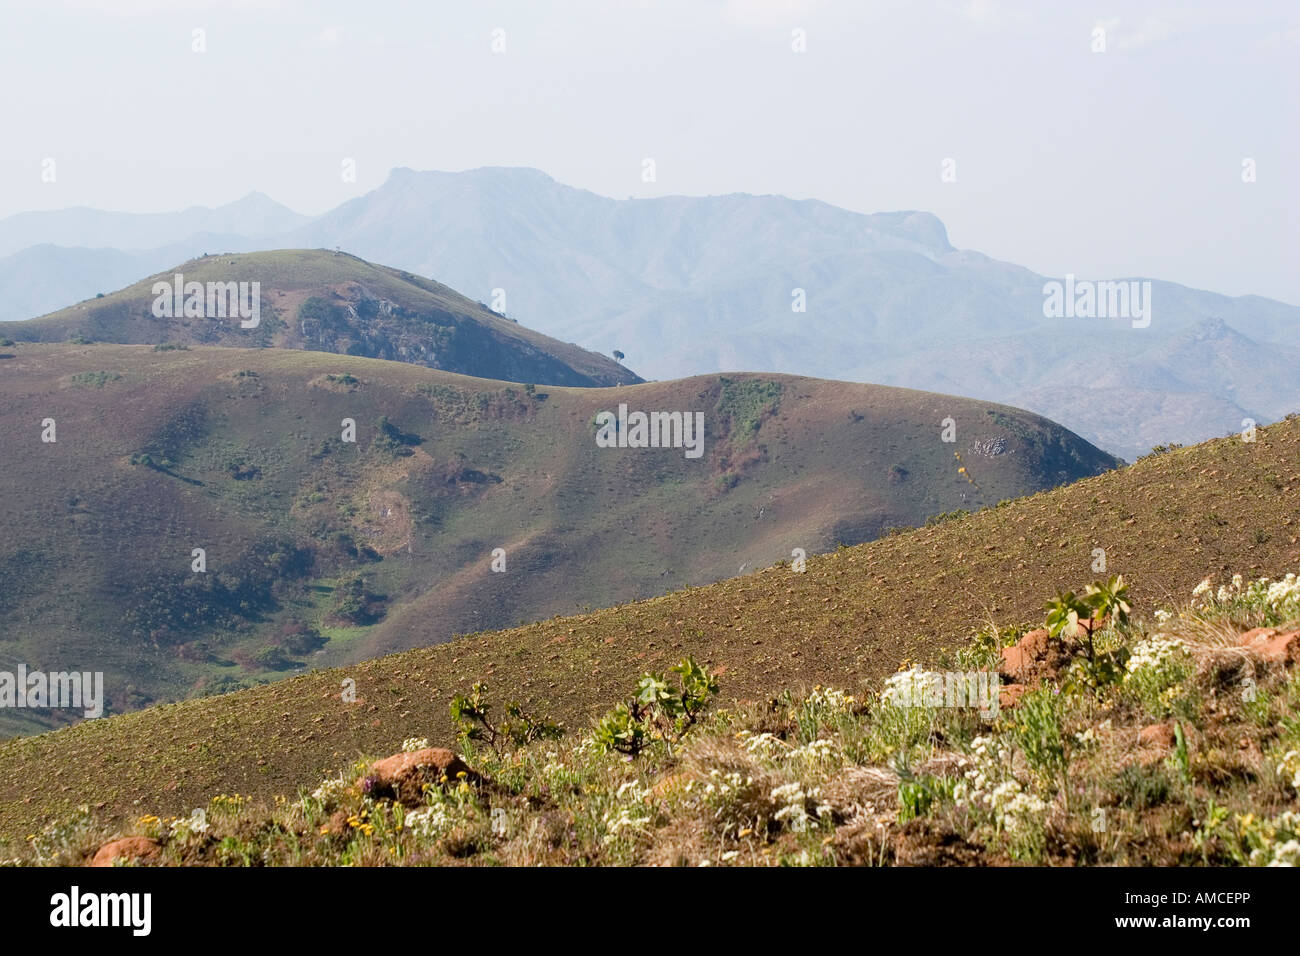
[4,167,1297,459]
[0,191,306,257]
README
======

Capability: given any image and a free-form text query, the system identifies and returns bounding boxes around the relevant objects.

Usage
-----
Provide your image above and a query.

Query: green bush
[592,657,718,756]
[450,682,562,757]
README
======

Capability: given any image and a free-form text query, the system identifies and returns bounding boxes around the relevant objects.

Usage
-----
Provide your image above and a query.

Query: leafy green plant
[1044,589,1091,640]
[591,703,648,756]
[1084,575,1131,629]
[592,657,718,756]
[1045,575,1130,663]
[450,682,562,757]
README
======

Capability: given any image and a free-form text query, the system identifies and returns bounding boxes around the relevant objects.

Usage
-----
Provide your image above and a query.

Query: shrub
[592,657,718,756]
[450,682,562,757]
[329,573,386,625]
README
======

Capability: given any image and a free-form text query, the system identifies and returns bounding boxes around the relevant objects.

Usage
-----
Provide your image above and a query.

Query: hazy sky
[2,0,1296,303]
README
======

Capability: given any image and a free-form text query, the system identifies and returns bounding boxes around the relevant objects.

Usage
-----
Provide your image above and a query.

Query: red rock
[1237,627,1277,646]
[90,836,159,867]
[998,628,1050,682]
[364,747,479,805]
[1138,723,1177,749]
[999,683,1027,709]
[1239,628,1300,666]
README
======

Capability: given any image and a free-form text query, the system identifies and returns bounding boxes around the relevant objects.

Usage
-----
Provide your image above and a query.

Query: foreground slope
[0,342,1107,735]
[16,571,1300,866]
[0,415,1294,841]
[7,249,639,388]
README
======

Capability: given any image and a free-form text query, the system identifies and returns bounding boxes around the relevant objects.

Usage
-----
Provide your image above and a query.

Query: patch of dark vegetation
[141,400,211,466]
[372,415,423,456]
[926,508,973,527]
[830,514,887,548]
[327,572,387,626]
[715,377,782,447]
[327,530,382,564]
[66,370,121,388]
[987,408,1121,482]
[225,455,263,481]
[114,537,316,644]
[298,296,353,341]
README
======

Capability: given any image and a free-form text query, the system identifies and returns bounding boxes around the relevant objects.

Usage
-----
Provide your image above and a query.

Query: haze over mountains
[4,166,1297,459]
[0,191,307,257]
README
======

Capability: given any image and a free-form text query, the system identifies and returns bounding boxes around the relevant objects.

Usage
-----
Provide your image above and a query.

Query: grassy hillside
[14,570,1300,866]
[0,342,1108,736]
[6,249,639,387]
[0,412,1293,844]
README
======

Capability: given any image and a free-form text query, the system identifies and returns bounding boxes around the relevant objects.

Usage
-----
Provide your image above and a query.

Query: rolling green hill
[0,407,1292,844]
[6,249,639,388]
[0,342,1114,737]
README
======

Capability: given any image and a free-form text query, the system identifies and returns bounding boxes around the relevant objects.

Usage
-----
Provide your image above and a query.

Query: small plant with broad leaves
[592,657,718,756]
[1044,589,1092,641]
[449,682,563,757]
[591,703,648,756]
[1084,575,1131,629]
[1046,575,1131,674]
